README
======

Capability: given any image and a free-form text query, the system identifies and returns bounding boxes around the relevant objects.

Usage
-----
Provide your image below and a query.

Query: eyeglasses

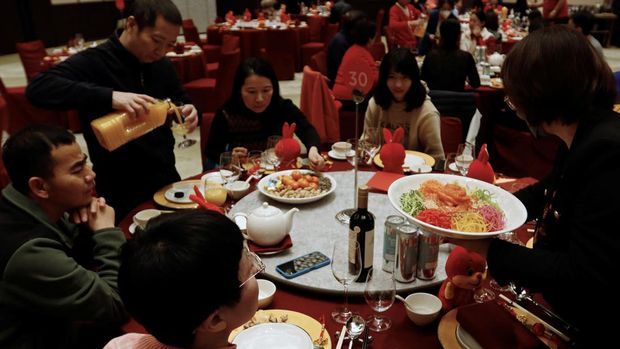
[239,245,265,288]
[504,96,517,112]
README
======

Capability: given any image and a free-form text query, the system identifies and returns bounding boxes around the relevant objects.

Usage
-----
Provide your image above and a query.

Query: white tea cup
[133,209,161,230]
[332,141,352,156]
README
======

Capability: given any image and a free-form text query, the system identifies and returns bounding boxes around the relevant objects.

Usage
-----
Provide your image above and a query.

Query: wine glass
[331,241,362,324]
[263,135,282,171]
[364,267,396,332]
[359,127,380,167]
[455,143,475,176]
[219,152,241,185]
[169,102,197,149]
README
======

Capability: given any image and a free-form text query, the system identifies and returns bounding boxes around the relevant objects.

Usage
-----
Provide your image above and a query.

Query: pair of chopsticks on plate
[498,294,570,342]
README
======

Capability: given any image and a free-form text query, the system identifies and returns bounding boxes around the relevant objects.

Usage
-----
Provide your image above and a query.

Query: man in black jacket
[26,0,198,221]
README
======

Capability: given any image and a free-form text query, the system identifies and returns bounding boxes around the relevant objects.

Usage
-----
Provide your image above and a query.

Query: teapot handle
[232,213,251,240]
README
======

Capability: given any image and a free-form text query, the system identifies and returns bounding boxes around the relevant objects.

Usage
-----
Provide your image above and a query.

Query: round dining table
[118,158,536,348]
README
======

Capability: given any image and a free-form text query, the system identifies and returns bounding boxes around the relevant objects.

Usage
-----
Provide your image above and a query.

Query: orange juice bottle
[90,99,171,151]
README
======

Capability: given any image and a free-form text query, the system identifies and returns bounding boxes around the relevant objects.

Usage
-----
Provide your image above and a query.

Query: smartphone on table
[276,251,330,279]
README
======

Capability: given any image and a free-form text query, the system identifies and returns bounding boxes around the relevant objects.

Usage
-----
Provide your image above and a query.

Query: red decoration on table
[438,246,486,311]
[275,122,301,169]
[189,185,225,214]
[467,143,496,184]
[380,127,406,174]
[366,171,404,192]
[225,11,236,25]
[115,0,125,11]
[247,234,293,253]
[244,8,252,21]
[280,5,290,23]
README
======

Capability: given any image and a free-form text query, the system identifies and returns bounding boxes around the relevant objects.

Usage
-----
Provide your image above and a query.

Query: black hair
[127,0,182,28]
[119,210,245,347]
[485,11,499,31]
[374,48,427,112]
[528,10,544,33]
[439,18,461,50]
[349,16,376,46]
[224,57,282,115]
[2,124,75,195]
[342,10,368,39]
[472,10,486,25]
[571,10,595,36]
[502,26,616,126]
[437,0,456,10]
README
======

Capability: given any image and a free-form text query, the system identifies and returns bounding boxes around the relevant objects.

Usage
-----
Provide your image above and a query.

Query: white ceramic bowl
[404,292,442,326]
[387,173,527,239]
[225,180,250,200]
[257,279,276,308]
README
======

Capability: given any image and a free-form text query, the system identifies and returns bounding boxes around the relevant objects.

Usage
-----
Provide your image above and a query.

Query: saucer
[328,149,353,160]
[448,162,458,172]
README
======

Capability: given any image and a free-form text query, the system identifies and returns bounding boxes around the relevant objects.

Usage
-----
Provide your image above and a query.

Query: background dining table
[118,156,538,348]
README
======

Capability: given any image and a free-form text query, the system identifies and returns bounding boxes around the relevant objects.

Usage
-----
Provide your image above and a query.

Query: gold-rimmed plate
[153,179,200,210]
[374,150,436,170]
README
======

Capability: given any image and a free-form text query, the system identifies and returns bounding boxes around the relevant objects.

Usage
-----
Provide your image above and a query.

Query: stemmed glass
[219,152,242,185]
[331,241,362,324]
[263,135,282,171]
[455,142,475,176]
[169,101,197,149]
[364,267,396,332]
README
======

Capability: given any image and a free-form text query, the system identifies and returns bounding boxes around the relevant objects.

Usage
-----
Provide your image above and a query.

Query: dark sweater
[26,31,189,219]
[205,99,320,169]
[487,108,620,346]
[421,48,480,91]
[326,31,350,87]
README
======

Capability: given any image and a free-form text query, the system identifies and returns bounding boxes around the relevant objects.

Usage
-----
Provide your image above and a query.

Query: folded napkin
[457,301,547,349]
[366,171,404,192]
[248,234,293,254]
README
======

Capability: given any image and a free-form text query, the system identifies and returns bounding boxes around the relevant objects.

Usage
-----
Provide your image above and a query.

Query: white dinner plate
[387,173,527,239]
[232,323,313,349]
[456,324,483,349]
[164,183,196,204]
[257,169,336,204]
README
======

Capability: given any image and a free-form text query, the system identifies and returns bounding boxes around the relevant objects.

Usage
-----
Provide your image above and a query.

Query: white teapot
[233,202,299,246]
[488,52,505,67]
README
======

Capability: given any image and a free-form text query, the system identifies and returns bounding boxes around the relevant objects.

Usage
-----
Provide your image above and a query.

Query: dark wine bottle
[349,185,374,282]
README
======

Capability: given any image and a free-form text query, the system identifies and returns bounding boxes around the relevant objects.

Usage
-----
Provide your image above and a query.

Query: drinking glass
[263,135,282,171]
[219,152,242,184]
[455,143,475,176]
[203,180,227,206]
[364,267,396,332]
[169,102,197,149]
[331,241,362,324]
[444,152,458,174]
[359,127,380,167]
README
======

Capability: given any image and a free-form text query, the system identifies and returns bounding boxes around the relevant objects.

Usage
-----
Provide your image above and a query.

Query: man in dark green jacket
[0,125,126,348]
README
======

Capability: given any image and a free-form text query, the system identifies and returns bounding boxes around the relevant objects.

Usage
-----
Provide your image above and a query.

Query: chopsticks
[498,294,570,342]
[361,326,369,349]
[335,325,346,349]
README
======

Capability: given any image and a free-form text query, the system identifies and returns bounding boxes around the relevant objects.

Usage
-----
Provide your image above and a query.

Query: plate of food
[229,309,331,349]
[257,169,336,204]
[374,150,436,170]
[387,173,527,239]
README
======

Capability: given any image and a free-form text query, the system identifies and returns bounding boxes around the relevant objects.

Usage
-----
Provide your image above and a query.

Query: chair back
[490,124,560,179]
[323,23,340,45]
[440,116,463,155]
[429,90,477,141]
[182,23,201,45]
[200,112,216,166]
[307,15,324,42]
[258,30,296,80]
[300,65,340,143]
[221,34,240,53]
[309,51,328,76]
[215,49,241,104]
[182,18,195,27]
[16,40,47,81]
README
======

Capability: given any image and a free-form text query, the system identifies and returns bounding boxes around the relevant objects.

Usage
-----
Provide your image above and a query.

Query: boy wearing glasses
[105,210,262,349]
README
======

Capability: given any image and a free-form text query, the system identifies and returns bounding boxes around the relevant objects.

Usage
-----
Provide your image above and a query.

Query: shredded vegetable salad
[399,180,506,232]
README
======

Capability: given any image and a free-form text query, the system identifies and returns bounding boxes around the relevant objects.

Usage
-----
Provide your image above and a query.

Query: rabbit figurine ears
[281,122,297,139]
[380,127,406,174]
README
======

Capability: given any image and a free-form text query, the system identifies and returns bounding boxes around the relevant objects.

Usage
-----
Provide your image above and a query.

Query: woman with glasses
[105,209,263,349]
[451,26,620,346]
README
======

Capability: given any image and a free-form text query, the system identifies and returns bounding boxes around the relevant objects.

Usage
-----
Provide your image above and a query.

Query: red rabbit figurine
[275,122,301,169]
[379,127,406,174]
[467,143,496,184]
[243,8,252,21]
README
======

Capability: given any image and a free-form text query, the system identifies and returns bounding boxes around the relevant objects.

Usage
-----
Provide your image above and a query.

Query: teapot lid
[252,202,281,217]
